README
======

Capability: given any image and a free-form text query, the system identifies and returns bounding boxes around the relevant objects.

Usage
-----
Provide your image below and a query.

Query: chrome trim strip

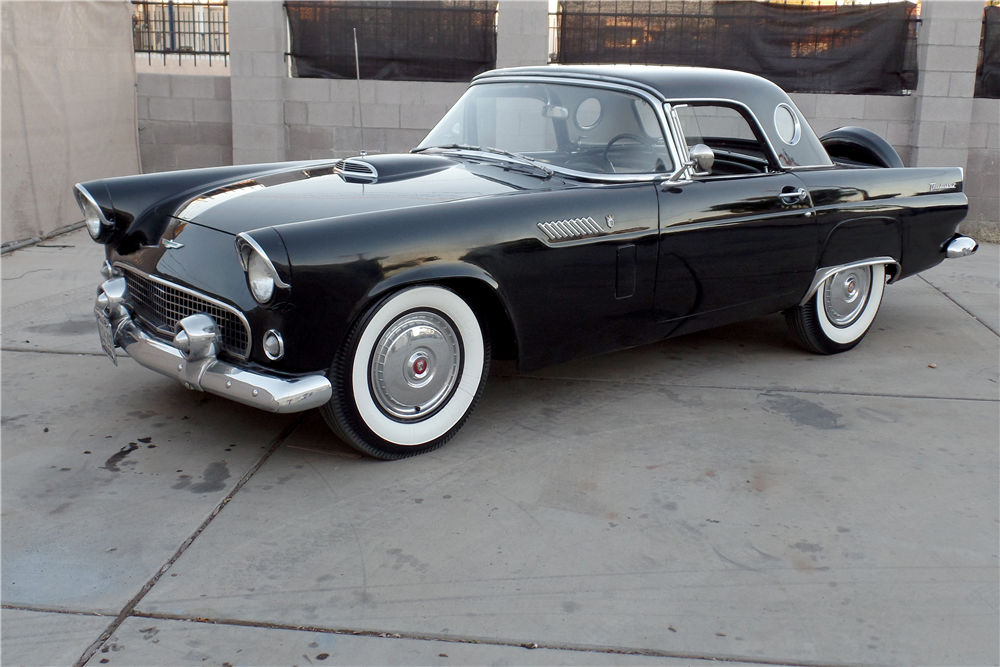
[114,262,253,360]
[800,257,899,306]
[236,232,291,289]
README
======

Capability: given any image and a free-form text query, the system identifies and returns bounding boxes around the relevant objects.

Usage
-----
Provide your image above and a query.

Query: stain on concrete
[760,393,842,429]
[26,319,97,336]
[562,601,582,612]
[792,541,823,553]
[189,462,230,493]
[386,548,429,574]
[102,443,139,472]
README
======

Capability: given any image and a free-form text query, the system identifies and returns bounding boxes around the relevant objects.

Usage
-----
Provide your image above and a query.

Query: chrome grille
[121,266,250,359]
[334,159,377,182]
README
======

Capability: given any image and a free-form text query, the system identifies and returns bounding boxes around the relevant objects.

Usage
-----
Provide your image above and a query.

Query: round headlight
[247,250,275,304]
[82,198,103,239]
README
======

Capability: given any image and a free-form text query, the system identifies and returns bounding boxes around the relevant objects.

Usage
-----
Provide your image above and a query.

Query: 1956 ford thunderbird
[80,65,977,459]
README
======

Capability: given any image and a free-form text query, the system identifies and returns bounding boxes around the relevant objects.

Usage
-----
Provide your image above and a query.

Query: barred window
[552,0,919,95]
[286,1,497,81]
[975,4,999,99]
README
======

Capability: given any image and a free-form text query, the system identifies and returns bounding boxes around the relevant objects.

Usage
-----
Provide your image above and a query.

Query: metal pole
[354,27,365,156]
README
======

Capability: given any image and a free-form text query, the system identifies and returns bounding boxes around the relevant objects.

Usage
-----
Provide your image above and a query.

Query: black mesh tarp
[286,1,497,81]
[975,5,999,99]
[556,0,919,95]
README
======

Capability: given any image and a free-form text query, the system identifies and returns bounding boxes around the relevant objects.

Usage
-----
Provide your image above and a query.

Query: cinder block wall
[137,73,232,173]
[137,0,997,231]
[284,79,468,160]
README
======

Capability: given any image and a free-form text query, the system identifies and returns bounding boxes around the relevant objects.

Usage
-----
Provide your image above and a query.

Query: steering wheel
[602,133,654,173]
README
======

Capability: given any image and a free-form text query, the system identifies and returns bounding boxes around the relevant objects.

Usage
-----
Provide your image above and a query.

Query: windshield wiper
[481,146,553,178]
[413,144,552,179]
[411,143,480,153]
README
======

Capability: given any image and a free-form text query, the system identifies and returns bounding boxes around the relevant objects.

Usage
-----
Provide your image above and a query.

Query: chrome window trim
[774,103,802,146]
[113,261,253,360]
[662,97,832,170]
[464,75,683,183]
[800,257,900,306]
[236,232,291,289]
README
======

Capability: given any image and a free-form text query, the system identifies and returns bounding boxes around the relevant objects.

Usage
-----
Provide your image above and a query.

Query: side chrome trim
[800,257,899,306]
[537,216,605,241]
[235,232,291,289]
[113,262,253,360]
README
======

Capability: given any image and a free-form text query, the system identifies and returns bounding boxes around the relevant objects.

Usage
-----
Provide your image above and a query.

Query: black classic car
[81,65,977,459]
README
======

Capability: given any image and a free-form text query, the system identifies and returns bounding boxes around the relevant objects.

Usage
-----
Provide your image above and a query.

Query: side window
[673,104,773,176]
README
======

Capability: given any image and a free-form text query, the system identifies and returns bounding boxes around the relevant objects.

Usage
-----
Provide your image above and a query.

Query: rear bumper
[96,278,332,414]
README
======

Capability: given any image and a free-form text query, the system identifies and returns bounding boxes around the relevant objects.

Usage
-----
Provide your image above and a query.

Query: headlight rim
[236,232,291,306]
[74,184,114,241]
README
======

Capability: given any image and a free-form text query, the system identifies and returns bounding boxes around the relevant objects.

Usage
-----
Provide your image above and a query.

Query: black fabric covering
[557,0,919,95]
[975,5,999,99]
[286,1,497,81]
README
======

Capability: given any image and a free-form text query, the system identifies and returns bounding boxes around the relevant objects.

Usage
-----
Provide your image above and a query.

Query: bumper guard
[95,278,332,414]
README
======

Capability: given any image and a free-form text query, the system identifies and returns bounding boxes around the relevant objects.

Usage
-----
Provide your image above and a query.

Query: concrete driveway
[3,229,997,667]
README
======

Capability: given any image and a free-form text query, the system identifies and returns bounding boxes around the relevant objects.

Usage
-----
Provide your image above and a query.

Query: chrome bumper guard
[95,277,332,414]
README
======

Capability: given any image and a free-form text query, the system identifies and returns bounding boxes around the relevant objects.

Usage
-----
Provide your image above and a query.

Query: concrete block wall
[284,79,467,160]
[137,74,232,173]
[790,94,917,166]
[135,0,996,230]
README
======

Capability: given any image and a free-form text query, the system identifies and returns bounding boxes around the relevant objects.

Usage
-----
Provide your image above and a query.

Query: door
[654,103,818,328]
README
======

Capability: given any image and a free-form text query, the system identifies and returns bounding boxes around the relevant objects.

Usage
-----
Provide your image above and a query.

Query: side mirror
[542,105,569,119]
[689,144,714,174]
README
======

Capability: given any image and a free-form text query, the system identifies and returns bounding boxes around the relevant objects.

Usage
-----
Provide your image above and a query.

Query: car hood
[175,153,549,235]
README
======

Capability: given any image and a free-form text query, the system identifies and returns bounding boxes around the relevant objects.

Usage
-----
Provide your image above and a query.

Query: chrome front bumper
[95,277,332,414]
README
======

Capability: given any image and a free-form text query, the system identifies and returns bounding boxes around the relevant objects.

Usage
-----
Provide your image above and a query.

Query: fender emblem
[929,182,955,191]
[162,239,184,249]
[606,214,615,228]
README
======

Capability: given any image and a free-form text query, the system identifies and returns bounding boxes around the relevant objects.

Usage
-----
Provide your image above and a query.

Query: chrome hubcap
[823,266,871,327]
[370,311,461,421]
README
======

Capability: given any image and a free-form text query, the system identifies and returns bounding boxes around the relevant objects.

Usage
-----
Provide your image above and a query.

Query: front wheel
[321,285,490,460]
[785,263,886,354]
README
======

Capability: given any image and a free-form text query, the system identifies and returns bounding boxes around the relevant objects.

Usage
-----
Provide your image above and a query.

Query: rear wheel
[321,285,490,460]
[785,264,886,354]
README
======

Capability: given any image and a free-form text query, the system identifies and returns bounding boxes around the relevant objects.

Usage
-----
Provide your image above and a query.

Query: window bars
[132,1,229,67]
[550,0,920,95]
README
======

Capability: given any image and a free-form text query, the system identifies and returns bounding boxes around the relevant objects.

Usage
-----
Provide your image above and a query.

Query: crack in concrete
[515,374,1000,403]
[918,274,1000,337]
[72,413,308,667]
[1,347,111,357]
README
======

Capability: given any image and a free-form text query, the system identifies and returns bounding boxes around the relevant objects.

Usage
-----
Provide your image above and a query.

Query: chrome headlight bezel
[236,232,290,306]
[74,184,114,241]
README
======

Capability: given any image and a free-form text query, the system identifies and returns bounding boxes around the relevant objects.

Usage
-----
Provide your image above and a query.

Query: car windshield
[417,82,673,175]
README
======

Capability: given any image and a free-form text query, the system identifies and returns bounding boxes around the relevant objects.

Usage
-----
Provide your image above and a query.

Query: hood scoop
[334,158,378,184]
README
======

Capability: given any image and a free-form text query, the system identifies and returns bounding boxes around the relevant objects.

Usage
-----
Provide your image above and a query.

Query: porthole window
[774,103,801,145]
[575,97,602,130]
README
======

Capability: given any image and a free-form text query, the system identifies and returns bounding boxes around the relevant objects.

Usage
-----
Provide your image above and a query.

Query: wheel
[602,133,653,173]
[321,285,490,460]
[785,264,886,355]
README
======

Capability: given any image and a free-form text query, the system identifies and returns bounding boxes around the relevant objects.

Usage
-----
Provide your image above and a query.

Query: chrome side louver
[537,216,605,241]
[334,159,378,183]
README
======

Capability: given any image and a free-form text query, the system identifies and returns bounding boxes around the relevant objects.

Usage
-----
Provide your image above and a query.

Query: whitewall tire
[785,264,886,355]
[321,285,490,459]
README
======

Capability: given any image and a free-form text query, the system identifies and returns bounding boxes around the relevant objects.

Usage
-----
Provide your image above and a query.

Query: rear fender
[819,216,902,280]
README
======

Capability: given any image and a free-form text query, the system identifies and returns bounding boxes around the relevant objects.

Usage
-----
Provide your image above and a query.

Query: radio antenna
[353,28,365,156]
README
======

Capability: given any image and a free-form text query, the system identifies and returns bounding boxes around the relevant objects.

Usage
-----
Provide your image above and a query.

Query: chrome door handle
[779,187,809,206]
